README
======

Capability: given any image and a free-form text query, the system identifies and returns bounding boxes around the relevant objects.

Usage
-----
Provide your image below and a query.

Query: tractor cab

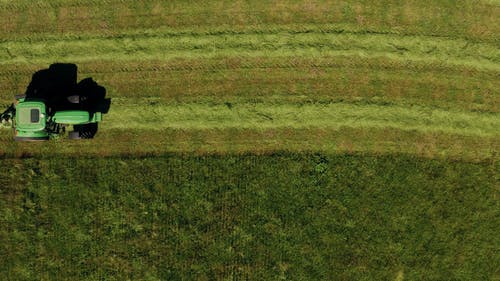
[14,100,49,141]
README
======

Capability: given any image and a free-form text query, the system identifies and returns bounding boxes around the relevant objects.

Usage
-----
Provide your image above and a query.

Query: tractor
[0,63,110,141]
[1,94,102,141]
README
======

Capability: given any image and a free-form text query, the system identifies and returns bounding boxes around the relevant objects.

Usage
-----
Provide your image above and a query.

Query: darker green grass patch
[0,153,497,280]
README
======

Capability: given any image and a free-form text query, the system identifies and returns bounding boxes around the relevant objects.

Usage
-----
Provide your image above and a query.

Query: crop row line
[1,23,494,44]
[1,0,497,50]
[1,57,497,78]
[0,127,497,162]
[2,102,497,137]
[0,0,132,10]
[1,58,497,113]
[0,32,497,71]
[98,102,500,137]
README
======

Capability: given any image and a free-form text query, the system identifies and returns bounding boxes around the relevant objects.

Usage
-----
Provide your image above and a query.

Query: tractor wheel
[73,123,98,139]
[68,131,81,140]
[78,130,94,139]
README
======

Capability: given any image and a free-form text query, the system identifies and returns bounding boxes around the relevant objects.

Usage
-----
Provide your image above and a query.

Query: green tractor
[1,95,102,141]
[0,63,110,141]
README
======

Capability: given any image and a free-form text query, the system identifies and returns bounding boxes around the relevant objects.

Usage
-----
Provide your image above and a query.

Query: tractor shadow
[24,63,111,138]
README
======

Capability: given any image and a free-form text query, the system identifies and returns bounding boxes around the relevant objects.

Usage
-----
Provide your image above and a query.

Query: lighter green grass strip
[482,0,500,4]
[99,100,500,137]
[1,30,498,71]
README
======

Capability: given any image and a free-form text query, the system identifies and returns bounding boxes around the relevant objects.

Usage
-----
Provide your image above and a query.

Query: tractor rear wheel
[73,123,98,139]
[68,131,81,140]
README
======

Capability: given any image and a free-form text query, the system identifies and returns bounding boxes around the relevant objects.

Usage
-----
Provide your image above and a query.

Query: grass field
[1,155,498,280]
[0,0,499,280]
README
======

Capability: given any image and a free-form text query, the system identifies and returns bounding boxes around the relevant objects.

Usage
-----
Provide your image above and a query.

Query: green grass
[1,27,498,71]
[0,0,499,279]
[2,57,498,113]
[99,100,499,136]
[2,101,498,160]
[0,0,498,42]
[0,127,498,162]
[0,154,498,280]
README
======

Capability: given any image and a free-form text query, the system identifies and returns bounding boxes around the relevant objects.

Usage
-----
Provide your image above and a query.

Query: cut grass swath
[0,127,498,162]
[0,0,498,42]
[1,29,498,71]
[99,101,500,137]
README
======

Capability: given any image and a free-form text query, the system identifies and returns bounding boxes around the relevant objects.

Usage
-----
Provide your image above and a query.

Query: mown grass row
[1,154,497,280]
[1,29,498,71]
[2,98,498,160]
[0,57,498,113]
[0,127,497,162]
[0,0,498,42]
[98,101,499,136]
